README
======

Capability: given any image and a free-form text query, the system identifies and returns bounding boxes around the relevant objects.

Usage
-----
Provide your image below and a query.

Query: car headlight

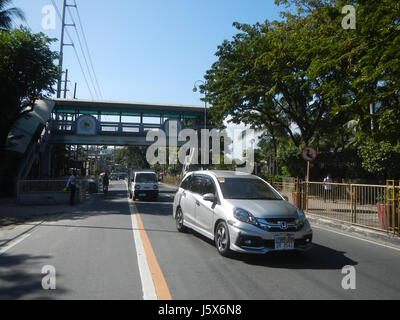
[153,184,158,189]
[233,208,259,226]
[296,209,306,225]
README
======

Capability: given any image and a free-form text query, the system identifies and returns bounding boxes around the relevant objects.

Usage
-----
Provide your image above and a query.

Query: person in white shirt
[323,173,333,202]
[66,170,77,205]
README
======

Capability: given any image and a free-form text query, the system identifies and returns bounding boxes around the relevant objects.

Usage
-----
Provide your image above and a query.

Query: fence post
[305,181,309,213]
[350,184,353,222]
[386,180,395,234]
[397,181,400,235]
[351,184,357,223]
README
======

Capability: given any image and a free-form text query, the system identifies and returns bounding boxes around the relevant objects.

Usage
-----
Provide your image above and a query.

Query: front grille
[264,218,296,223]
[267,226,299,232]
[257,217,301,232]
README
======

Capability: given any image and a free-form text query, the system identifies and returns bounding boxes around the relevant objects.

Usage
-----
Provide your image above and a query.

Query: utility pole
[73,82,77,99]
[63,69,69,98]
[57,0,76,98]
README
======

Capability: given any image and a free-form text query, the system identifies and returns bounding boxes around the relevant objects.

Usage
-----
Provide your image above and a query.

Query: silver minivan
[173,170,313,256]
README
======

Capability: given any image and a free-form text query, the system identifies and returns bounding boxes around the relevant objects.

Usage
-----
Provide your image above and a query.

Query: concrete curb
[306,213,400,248]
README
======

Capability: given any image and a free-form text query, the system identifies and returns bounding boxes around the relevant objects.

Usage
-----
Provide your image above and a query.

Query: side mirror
[203,193,216,202]
[283,195,289,201]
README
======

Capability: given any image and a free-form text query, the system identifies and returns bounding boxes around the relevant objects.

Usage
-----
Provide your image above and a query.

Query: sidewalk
[0,198,86,228]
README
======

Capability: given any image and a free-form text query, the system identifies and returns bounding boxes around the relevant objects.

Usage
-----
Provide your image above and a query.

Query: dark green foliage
[204,0,400,180]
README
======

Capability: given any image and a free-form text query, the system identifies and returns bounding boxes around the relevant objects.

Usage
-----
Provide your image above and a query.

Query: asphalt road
[0,180,399,300]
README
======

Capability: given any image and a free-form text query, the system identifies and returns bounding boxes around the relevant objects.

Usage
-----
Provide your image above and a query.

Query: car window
[203,177,216,195]
[180,174,192,190]
[218,178,281,200]
[189,176,204,195]
[135,173,157,183]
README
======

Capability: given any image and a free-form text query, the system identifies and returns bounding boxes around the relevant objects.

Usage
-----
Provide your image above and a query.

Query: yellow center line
[131,199,172,300]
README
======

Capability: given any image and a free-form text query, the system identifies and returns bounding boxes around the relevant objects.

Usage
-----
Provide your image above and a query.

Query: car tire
[215,221,231,257]
[175,207,188,233]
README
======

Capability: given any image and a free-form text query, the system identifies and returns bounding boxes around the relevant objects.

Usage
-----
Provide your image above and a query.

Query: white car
[129,171,158,201]
[173,170,313,256]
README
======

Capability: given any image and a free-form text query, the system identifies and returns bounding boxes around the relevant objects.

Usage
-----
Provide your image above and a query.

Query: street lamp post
[193,80,207,169]
[192,80,207,131]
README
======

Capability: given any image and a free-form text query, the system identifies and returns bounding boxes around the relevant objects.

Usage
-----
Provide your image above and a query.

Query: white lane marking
[0,233,32,255]
[125,181,157,300]
[312,225,400,252]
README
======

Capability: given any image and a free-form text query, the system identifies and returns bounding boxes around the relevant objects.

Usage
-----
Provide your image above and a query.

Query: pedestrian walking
[66,170,77,205]
[102,172,109,194]
[323,173,334,202]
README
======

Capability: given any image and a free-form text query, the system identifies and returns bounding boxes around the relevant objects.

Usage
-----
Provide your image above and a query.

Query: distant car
[173,170,313,256]
[129,171,158,201]
[118,173,127,180]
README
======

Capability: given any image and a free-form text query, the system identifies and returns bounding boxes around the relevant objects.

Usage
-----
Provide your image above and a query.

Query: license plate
[138,193,146,197]
[274,234,295,250]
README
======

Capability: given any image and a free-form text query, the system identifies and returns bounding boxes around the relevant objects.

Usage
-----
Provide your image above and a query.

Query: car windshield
[135,173,157,183]
[218,178,282,200]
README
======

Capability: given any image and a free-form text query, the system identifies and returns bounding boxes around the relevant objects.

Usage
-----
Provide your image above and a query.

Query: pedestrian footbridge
[48,99,206,146]
[7,98,207,178]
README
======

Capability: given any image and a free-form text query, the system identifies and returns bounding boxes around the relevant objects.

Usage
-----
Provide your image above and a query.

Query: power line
[51,0,94,100]
[73,0,103,99]
[67,6,99,99]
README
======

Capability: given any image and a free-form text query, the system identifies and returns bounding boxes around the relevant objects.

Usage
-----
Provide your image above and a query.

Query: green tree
[205,0,400,179]
[278,0,400,178]
[0,27,59,152]
[204,18,346,149]
[0,0,25,31]
[115,146,149,169]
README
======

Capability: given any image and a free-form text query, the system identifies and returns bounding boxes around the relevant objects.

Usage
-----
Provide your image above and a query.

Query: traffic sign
[301,146,318,162]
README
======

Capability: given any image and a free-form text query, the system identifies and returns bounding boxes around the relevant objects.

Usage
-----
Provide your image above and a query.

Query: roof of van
[134,171,156,174]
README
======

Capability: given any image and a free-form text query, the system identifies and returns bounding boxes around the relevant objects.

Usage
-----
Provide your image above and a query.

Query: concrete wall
[17,191,80,205]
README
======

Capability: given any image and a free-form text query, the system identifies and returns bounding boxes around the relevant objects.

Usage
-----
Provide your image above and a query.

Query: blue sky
[14,0,283,106]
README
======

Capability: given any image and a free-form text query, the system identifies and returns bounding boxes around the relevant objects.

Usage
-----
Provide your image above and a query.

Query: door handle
[195,200,200,206]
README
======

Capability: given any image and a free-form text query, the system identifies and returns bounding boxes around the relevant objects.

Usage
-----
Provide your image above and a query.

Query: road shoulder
[307,213,400,250]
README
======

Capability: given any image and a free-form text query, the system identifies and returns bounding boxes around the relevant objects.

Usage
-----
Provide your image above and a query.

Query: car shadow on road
[0,253,68,299]
[189,231,357,270]
[232,244,358,270]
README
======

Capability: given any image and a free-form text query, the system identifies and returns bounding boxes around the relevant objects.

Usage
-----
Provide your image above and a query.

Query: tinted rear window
[218,178,281,200]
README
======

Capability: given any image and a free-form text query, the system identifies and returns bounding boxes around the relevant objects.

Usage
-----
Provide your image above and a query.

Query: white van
[129,171,158,201]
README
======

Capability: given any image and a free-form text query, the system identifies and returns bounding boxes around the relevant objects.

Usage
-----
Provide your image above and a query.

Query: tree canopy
[204,0,400,180]
[0,0,25,31]
[0,27,59,151]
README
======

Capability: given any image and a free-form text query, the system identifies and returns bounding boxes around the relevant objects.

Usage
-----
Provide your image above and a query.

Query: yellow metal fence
[269,179,400,235]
